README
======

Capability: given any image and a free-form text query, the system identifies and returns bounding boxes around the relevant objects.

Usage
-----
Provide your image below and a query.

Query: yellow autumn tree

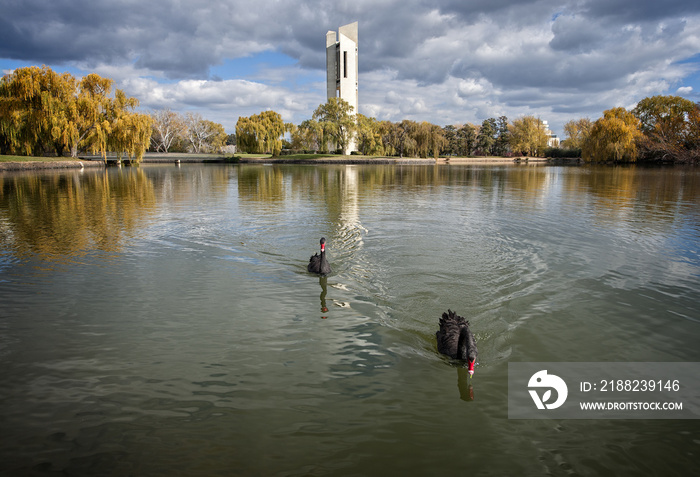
[65,73,116,158]
[582,107,643,163]
[411,121,445,158]
[0,66,150,160]
[236,110,284,156]
[0,66,75,156]
[509,116,549,156]
[561,118,593,149]
[108,90,153,162]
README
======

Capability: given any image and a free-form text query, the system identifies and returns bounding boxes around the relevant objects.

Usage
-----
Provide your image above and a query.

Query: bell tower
[326,22,358,153]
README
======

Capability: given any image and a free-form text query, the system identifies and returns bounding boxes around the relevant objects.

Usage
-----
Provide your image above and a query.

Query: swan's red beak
[321,243,325,252]
[468,360,475,376]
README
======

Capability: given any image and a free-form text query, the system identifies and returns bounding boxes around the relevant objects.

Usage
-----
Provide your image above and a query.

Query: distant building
[542,120,560,148]
[326,22,358,153]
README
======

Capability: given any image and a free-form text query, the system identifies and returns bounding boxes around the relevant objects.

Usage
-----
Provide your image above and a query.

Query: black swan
[436,309,478,376]
[308,237,332,275]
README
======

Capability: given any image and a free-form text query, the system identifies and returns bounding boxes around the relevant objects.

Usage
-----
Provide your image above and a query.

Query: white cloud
[120,74,322,131]
[457,78,491,98]
[2,0,700,136]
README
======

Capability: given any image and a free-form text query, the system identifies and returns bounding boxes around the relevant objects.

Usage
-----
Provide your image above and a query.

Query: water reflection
[457,368,475,402]
[0,169,156,261]
[319,276,329,317]
[1,163,699,476]
[0,166,235,264]
[231,164,700,239]
[237,165,286,202]
[1,164,698,266]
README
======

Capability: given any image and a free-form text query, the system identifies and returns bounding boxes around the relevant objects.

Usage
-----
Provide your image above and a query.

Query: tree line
[236,94,700,164]
[4,66,698,164]
[575,96,700,163]
[236,99,559,159]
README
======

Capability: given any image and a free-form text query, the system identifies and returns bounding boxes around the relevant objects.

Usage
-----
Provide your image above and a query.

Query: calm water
[1,163,699,476]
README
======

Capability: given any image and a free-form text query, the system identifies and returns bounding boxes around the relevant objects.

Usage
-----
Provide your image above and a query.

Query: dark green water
[1,164,699,476]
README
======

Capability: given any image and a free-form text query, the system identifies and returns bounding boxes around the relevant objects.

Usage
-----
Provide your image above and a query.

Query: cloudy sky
[2,0,699,137]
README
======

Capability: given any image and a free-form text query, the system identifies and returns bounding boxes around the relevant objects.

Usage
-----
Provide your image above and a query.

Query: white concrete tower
[326,22,358,153]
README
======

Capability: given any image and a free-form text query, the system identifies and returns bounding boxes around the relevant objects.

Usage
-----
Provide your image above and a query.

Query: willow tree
[236,110,284,156]
[291,119,325,152]
[312,97,355,154]
[65,73,116,158]
[412,121,445,158]
[0,66,75,156]
[510,116,549,156]
[389,120,418,158]
[108,90,153,161]
[355,114,384,155]
[377,120,397,156]
[582,107,643,162]
[0,66,150,159]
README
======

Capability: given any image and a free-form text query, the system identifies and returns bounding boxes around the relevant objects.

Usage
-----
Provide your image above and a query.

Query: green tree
[633,95,699,162]
[476,118,497,155]
[356,114,383,155]
[413,121,433,158]
[291,119,324,152]
[442,125,457,155]
[458,124,477,156]
[494,116,510,155]
[378,120,397,156]
[387,120,418,157]
[412,122,445,159]
[582,107,643,163]
[510,116,549,156]
[687,106,700,159]
[443,124,477,156]
[312,97,356,154]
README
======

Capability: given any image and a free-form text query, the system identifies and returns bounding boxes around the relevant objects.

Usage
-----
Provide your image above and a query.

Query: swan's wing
[308,253,320,272]
[436,319,461,356]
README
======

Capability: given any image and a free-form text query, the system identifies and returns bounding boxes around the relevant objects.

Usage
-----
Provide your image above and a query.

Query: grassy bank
[0,155,81,163]
[2,152,572,169]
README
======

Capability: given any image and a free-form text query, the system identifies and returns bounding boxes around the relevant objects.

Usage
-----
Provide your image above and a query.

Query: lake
[1,163,699,476]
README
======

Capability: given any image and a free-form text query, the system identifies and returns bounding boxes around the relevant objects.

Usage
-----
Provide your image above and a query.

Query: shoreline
[0,153,576,171]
